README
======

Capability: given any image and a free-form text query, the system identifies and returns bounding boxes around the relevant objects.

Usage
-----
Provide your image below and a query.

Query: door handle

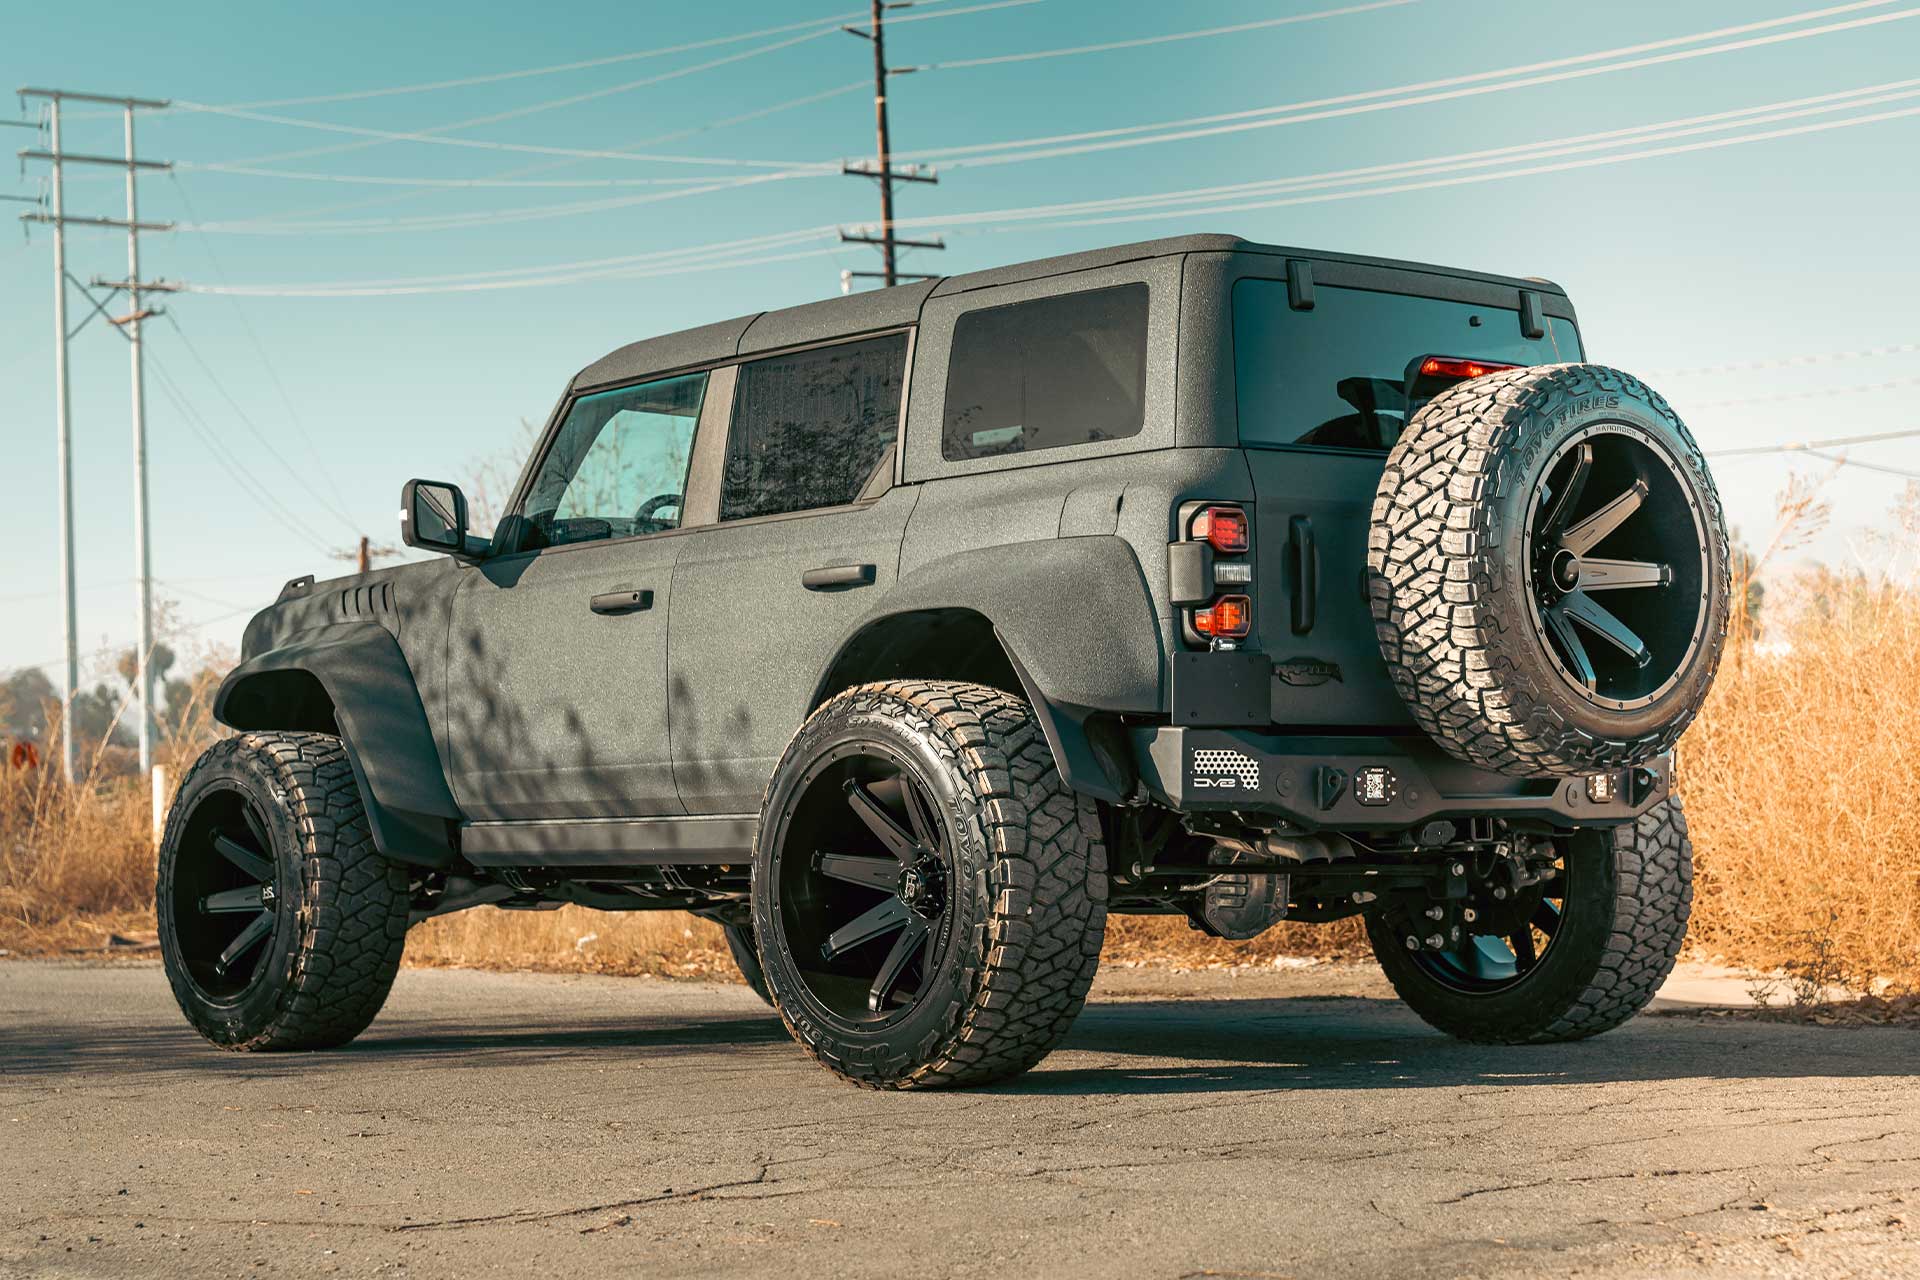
[590,588,653,615]
[1288,516,1318,635]
[801,563,876,591]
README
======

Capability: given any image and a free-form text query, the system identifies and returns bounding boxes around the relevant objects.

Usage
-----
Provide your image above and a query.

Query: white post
[125,104,155,778]
[49,96,78,785]
[150,765,167,846]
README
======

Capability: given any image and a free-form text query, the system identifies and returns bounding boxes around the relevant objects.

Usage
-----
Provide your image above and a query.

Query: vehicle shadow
[6,990,1912,1095]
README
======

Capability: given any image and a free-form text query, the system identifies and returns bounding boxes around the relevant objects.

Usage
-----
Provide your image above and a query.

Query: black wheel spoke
[1561,590,1650,666]
[823,896,909,959]
[214,911,273,977]
[212,832,273,883]
[815,852,901,892]
[1540,441,1592,537]
[1578,557,1672,591]
[240,803,270,853]
[1532,900,1563,938]
[867,916,929,1012]
[201,885,266,914]
[1560,477,1648,556]
[1510,927,1538,970]
[899,777,940,853]
[845,782,917,861]
[1543,605,1597,691]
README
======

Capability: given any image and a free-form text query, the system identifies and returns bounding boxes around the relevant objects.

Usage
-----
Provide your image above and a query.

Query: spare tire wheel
[1367,363,1730,776]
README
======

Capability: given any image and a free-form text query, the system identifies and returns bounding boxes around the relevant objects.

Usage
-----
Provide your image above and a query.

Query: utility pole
[840,0,943,290]
[17,86,172,783]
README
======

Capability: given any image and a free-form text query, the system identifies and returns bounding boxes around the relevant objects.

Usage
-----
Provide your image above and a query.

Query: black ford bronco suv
[159,234,1730,1089]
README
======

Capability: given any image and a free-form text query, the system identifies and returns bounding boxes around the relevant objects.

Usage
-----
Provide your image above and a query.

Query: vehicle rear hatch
[1229,264,1584,729]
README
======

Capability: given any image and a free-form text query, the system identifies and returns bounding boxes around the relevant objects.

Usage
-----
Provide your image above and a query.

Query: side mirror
[400,479,471,557]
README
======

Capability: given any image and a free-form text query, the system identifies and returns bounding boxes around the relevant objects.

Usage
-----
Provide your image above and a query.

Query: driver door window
[521,371,707,548]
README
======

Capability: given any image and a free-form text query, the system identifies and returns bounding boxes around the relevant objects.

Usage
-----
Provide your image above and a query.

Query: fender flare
[815,536,1164,803]
[214,623,460,867]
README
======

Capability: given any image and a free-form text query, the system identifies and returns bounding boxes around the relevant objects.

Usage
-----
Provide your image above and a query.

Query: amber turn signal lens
[1191,505,1250,554]
[1193,595,1252,638]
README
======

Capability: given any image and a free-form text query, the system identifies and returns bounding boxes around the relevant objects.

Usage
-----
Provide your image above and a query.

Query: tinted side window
[1233,279,1582,452]
[721,333,907,522]
[520,371,706,548]
[942,283,1148,462]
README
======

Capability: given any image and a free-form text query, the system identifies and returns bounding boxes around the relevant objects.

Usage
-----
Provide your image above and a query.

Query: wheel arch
[808,537,1164,804]
[214,624,460,867]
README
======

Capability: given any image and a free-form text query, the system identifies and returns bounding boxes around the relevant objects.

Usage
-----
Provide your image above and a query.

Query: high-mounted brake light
[1192,595,1252,638]
[1419,356,1519,381]
[1191,505,1250,554]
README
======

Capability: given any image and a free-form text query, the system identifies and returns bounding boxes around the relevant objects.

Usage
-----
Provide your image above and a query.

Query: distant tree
[0,667,57,740]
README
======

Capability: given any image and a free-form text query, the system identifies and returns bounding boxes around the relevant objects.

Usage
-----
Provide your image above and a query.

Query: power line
[187,84,1920,298]
[914,0,1416,72]
[145,356,343,557]
[186,9,878,110]
[899,0,1914,168]
[184,224,836,293]
[1645,341,1920,378]
[183,167,829,235]
[1687,374,1920,410]
[160,311,362,532]
[1708,428,1920,457]
[912,99,1920,233]
[166,175,356,519]
[188,243,847,298]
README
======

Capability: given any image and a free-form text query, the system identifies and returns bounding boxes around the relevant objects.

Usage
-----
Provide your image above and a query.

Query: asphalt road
[2,959,1916,1280]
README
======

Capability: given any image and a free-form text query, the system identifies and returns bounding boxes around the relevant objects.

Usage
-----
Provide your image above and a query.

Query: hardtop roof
[570,233,1569,392]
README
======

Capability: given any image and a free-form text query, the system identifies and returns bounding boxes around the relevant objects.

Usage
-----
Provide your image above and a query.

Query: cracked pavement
[2,959,1915,1278]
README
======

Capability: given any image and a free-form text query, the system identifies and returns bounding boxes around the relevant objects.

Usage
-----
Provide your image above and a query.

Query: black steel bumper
[1131,726,1670,830]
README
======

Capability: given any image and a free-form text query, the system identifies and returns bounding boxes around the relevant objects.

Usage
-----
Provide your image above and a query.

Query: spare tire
[1367,363,1730,776]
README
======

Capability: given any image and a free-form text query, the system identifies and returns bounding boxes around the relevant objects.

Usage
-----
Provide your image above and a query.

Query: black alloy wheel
[772,746,955,1024]
[1525,423,1711,711]
[158,731,409,1051]
[167,787,283,1001]
[752,681,1107,1088]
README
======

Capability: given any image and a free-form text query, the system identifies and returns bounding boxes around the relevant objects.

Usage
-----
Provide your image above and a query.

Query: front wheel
[158,731,410,1051]
[752,681,1108,1089]
[1367,796,1693,1043]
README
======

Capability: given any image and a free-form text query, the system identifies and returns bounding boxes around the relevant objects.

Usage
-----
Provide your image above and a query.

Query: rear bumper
[1131,726,1669,830]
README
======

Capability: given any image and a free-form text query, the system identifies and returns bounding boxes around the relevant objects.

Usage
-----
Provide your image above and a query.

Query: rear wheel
[1366,796,1692,1043]
[158,732,409,1051]
[752,681,1107,1089]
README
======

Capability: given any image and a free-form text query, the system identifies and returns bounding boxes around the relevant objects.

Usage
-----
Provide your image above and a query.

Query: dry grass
[1677,568,1920,990]
[3,570,1916,993]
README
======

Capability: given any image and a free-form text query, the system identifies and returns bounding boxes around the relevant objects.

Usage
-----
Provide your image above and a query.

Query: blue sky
[3,0,1918,682]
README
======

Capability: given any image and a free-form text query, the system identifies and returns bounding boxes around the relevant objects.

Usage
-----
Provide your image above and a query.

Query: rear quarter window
[941,282,1149,462]
[1233,279,1582,452]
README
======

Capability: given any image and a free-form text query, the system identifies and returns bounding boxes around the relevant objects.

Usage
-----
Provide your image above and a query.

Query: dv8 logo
[1191,748,1261,791]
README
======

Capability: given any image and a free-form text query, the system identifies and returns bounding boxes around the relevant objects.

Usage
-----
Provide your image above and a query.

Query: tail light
[1191,505,1250,554]
[1417,355,1519,381]
[1192,595,1252,639]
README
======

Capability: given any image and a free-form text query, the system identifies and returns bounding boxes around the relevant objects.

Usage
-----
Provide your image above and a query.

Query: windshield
[1233,279,1582,452]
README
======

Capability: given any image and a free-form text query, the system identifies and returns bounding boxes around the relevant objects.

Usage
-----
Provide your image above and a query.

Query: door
[669,332,915,814]
[444,370,709,821]
[1230,273,1583,727]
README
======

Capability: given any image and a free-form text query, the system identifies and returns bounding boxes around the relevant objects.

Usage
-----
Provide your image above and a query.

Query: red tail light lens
[1191,505,1250,554]
[1192,595,1252,638]
[1418,356,1519,380]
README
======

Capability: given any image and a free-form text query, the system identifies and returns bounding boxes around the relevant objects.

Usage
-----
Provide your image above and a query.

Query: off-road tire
[158,731,410,1051]
[1367,796,1693,1043]
[1368,363,1730,775]
[722,922,772,1006]
[753,681,1108,1089]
